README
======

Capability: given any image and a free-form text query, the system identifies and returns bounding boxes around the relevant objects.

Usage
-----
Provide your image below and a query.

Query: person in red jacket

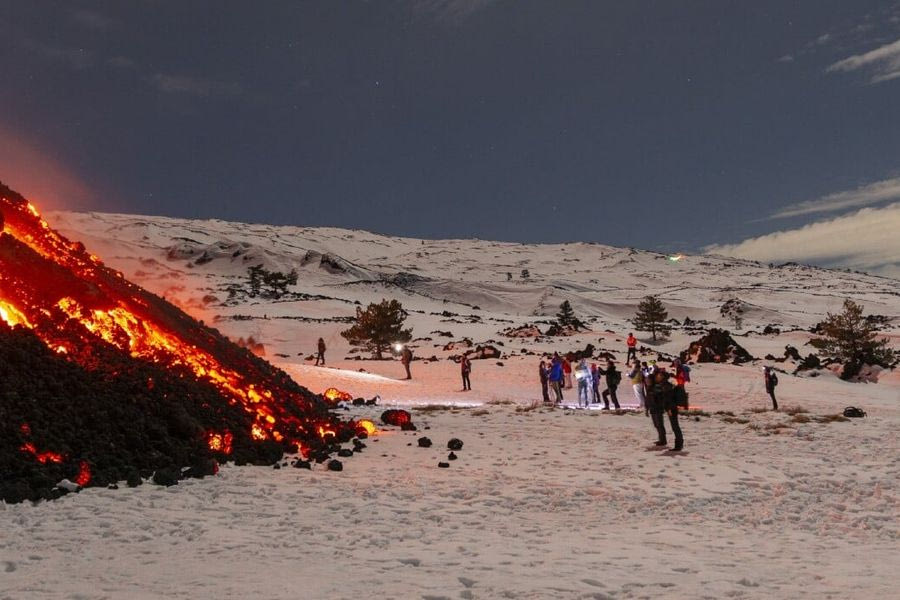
[626,333,637,364]
[562,357,573,389]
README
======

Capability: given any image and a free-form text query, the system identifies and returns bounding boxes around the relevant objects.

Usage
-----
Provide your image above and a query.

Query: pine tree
[556,300,579,329]
[341,299,412,359]
[633,295,671,342]
[810,299,895,380]
[720,298,746,330]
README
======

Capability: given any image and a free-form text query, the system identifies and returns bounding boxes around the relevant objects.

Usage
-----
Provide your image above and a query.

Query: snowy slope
[49,210,898,393]
[4,210,898,600]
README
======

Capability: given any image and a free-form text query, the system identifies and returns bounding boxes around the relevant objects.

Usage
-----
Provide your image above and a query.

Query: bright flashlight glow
[393,343,404,353]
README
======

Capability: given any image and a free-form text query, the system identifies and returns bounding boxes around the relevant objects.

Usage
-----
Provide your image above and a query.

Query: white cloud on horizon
[149,74,242,97]
[769,177,900,219]
[706,203,900,279]
[410,0,499,24]
[827,37,900,83]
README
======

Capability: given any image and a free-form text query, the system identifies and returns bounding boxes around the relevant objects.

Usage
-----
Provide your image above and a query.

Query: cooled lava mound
[0,181,358,503]
[681,328,754,364]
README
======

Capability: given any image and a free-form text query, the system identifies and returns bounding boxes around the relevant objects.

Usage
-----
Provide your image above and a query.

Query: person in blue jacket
[549,354,564,404]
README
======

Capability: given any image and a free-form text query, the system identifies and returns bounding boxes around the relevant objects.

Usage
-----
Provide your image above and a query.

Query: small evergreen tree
[247,265,298,299]
[720,298,746,331]
[341,299,412,359]
[810,299,895,380]
[633,295,671,341]
[556,300,580,329]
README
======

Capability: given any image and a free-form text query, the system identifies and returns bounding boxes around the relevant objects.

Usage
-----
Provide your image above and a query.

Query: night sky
[2,1,899,274]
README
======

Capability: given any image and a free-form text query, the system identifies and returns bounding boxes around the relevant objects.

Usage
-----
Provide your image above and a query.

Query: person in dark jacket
[598,360,621,410]
[539,360,550,403]
[647,370,683,450]
[763,366,778,410]
[400,346,413,380]
[460,355,472,391]
[315,337,326,366]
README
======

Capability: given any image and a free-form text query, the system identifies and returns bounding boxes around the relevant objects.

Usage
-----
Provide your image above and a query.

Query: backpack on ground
[843,406,866,418]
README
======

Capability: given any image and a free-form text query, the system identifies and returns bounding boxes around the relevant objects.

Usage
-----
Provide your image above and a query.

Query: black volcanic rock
[447,438,464,451]
[417,437,433,448]
[681,329,753,364]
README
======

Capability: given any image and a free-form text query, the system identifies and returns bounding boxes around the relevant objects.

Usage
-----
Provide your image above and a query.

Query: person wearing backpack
[648,370,683,450]
[598,360,621,410]
[627,363,646,410]
[763,366,778,410]
[460,354,472,391]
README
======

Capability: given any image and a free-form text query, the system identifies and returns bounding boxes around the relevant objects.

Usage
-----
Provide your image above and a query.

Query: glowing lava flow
[0,185,354,457]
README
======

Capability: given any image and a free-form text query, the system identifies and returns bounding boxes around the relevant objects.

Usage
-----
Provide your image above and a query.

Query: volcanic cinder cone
[0,181,359,502]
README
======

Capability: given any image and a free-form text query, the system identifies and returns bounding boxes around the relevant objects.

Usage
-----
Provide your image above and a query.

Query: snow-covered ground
[2,211,898,599]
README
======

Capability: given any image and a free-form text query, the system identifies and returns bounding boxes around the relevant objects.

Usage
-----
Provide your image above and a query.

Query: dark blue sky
[2,1,900,254]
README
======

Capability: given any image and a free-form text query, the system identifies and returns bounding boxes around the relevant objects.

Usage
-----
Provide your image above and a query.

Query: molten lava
[0,182,358,485]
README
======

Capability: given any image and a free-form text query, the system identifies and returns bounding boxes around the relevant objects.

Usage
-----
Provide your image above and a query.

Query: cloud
[706,203,900,279]
[768,177,900,219]
[410,0,499,24]
[70,9,117,31]
[18,36,94,70]
[107,55,136,69]
[0,123,96,212]
[827,37,900,83]
[149,74,242,97]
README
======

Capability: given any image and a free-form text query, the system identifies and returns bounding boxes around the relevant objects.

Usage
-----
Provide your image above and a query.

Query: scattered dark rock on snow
[381,409,413,428]
[327,459,343,472]
[438,462,450,468]
[417,437,433,448]
[337,448,354,457]
[152,468,180,487]
[447,438,464,451]
[448,452,458,461]
[293,460,311,469]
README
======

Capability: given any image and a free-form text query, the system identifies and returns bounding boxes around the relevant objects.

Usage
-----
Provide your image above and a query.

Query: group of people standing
[538,333,689,451]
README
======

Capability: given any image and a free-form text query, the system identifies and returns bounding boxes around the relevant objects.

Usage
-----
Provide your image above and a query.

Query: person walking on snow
[598,360,621,410]
[763,366,779,410]
[576,358,592,407]
[400,346,413,380]
[539,360,550,403]
[627,362,646,410]
[315,337,326,366]
[626,333,637,364]
[460,354,472,391]
[562,357,573,389]
[647,369,683,451]
[590,363,601,404]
